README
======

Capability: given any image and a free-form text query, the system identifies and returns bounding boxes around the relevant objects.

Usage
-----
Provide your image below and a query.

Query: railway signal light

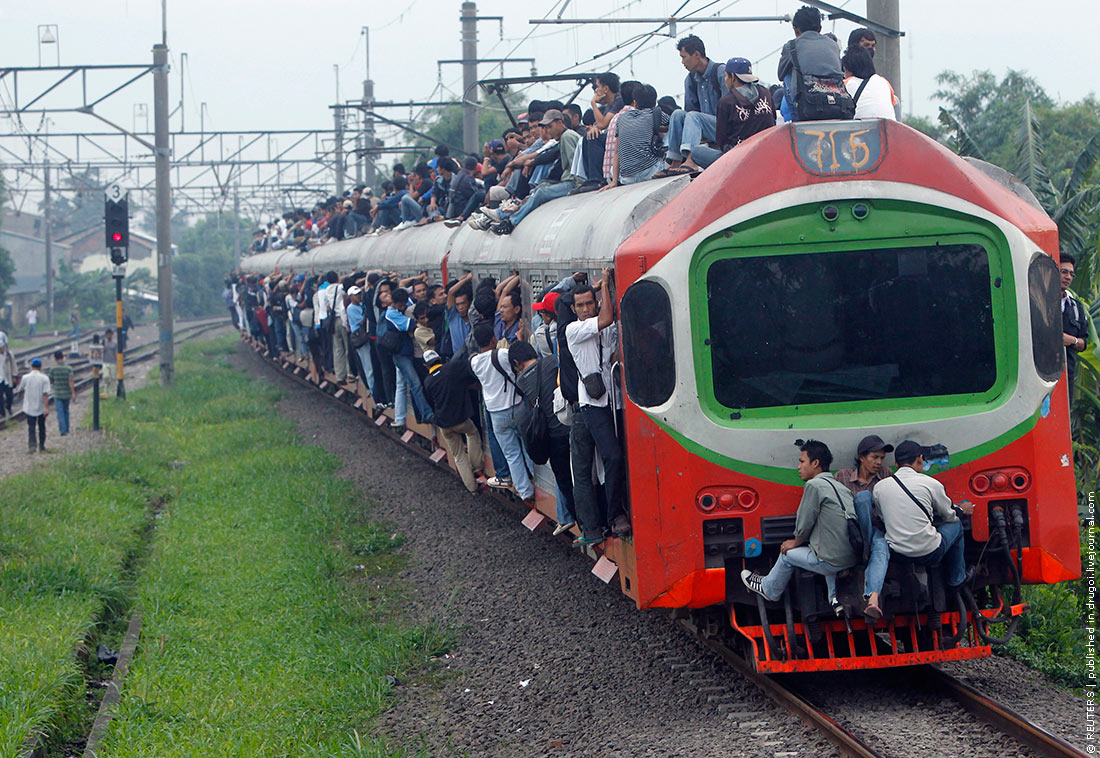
[104,183,129,265]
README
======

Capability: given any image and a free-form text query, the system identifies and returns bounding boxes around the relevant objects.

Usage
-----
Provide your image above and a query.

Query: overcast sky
[1,1,1094,160]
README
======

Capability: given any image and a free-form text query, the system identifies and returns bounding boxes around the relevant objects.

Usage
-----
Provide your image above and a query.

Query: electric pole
[153,43,174,386]
[866,0,901,118]
[362,26,376,192]
[334,106,345,196]
[43,158,54,324]
[461,1,478,154]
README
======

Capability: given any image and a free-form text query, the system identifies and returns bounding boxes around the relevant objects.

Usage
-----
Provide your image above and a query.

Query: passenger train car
[241,119,1080,673]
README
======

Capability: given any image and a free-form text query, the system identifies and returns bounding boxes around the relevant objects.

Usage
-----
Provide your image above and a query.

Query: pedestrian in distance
[26,306,38,337]
[0,334,15,418]
[21,357,50,453]
[47,349,76,436]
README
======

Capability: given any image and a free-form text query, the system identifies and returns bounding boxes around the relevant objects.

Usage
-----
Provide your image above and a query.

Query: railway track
[2,319,227,427]
[247,336,1086,758]
[10,316,223,366]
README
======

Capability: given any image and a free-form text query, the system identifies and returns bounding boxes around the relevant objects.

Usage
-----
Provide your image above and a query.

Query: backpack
[490,350,550,466]
[376,316,404,354]
[789,41,855,121]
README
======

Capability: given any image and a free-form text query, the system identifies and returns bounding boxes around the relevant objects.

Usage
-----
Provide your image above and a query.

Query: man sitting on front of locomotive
[835,435,894,620]
[742,440,858,615]
[872,441,976,592]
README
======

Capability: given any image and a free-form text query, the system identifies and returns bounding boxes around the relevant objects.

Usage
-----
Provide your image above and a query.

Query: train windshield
[706,243,997,410]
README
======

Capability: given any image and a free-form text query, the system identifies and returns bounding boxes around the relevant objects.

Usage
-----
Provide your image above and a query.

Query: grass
[0,442,159,754]
[91,337,451,757]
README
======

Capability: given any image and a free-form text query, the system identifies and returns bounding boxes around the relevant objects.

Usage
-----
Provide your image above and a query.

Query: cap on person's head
[532,291,560,313]
[489,138,505,152]
[422,349,441,366]
[30,357,42,368]
[725,57,759,83]
[348,285,363,296]
[538,109,565,126]
[343,200,353,209]
[294,273,305,282]
[894,440,927,465]
[857,434,894,457]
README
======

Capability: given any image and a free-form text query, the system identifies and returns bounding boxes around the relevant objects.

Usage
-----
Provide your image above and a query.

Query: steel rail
[920,665,1087,758]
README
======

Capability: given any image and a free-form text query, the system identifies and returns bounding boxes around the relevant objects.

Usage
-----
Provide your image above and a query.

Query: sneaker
[467,213,491,230]
[740,570,778,602]
[573,535,604,546]
[500,199,521,214]
[389,421,406,431]
[490,219,514,236]
[443,217,464,228]
[486,475,512,489]
[479,206,501,222]
[394,220,416,232]
[552,521,576,536]
[830,596,845,617]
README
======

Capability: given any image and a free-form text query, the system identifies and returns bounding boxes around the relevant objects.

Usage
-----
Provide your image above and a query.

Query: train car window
[621,280,676,407]
[1028,254,1064,382]
[706,243,997,409]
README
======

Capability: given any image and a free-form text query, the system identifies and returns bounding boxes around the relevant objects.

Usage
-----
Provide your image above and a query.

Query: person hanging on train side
[741,440,859,615]
[531,292,560,359]
[470,321,536,501]
[494,273,525,345]
[444,273,475,360]
[567,269,629,544]
[423,349,485,495]
[380,287,434,430]
[1060,253,1091,398]
[509,340,578,534]
[835,435,894,620]
[872,441,976,592]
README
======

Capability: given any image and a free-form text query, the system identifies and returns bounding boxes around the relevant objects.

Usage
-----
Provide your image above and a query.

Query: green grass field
[1,337,448,756]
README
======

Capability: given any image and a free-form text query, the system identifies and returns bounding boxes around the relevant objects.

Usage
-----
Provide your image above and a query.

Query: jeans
[439,419,483,493]
[483,402,509,480]
[508,180,575,227]
[400,194,423,223]
[0,381,12,416]
[272,316,288,352]
[760,546,851,602]
[346,211,370,236]
[373,204,401,228]
[28,323,36,337]
[854,490,890,596]
[548,433,576,524]
[392,353,433,425]
[69,324,79,338]
[908,519,967,588]
[456,189,486,220]
[571,404,625,538]
[54,398,70,435]
[355,344,376,397]
[582,132,607,181]
[620,160,665,184]
[689,143,723,168]
[27,414,46,450]
[294,322,310,357]
[665,109,717,162]
[489,405,535,499]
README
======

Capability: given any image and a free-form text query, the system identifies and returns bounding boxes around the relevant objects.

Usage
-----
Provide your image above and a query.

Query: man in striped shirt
[602,84,669,189]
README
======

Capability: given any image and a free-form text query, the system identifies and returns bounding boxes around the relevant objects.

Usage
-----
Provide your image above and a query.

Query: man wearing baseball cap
[836,434,894,619]
[873,440,975,592]
[21,357,51,453]
[531,292,560,358]
[490,109,581,235]
[690,56,776,169]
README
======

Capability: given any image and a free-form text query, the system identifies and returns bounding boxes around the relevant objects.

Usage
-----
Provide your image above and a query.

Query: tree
[171,212,252,317]
[0,176,15,324]
[38,167,109,238]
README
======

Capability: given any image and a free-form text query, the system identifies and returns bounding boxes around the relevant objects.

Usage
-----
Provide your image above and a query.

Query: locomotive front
[612,119,1080,672]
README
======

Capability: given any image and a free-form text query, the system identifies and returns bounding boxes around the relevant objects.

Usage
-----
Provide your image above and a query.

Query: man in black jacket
[1061,253,1091,396]
[423,350,483,493]
[510,341,577,534]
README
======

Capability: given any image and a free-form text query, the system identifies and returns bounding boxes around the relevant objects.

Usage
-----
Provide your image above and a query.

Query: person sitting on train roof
[742,440,859,615]
[531,292,559,359]
[470,321,536,501]
[567,269,629,544]
[835,435,894,621]
[423,349,485,494]
[370,179,408,232]
[841,46,897,121]
[444,155,485,227]
[494,273,525,345]
[510,340,578,534]
[592,80,639,194]
[490,110,581,235]
[661,35,730,176]
[776,6,845,123]
[872,441,976,592]
[601,83,670,189]
[564,103,584,133]
[567,75,623,194]
[419,157,456,226]
[686,58,776,170]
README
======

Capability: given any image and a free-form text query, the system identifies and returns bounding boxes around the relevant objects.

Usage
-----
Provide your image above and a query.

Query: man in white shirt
[21,358,51,453]
[0,336,15,418]
[872,440,975,589]
[26,306,38,337]
[565,268,627,544]
[331,276,350,384]
[469,321,535,500]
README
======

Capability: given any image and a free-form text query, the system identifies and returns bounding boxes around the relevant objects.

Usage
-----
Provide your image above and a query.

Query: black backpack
[789,42,855,121]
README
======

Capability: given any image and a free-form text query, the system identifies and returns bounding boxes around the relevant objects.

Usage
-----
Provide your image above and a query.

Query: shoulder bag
[825,478,864,559]
[580,330,607,400]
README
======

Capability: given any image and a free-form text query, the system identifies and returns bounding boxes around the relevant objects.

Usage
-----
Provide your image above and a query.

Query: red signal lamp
[111,232,123,243]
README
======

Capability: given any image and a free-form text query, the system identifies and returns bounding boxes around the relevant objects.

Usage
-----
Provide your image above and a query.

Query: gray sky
[0,0,1094,203]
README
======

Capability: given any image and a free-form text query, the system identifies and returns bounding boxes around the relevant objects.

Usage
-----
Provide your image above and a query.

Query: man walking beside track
[21,358,50,453]
[47,350,75,437]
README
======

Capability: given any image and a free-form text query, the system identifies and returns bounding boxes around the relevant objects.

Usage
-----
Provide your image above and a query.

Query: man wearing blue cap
[689,57,776,169]
[21,357,51,453]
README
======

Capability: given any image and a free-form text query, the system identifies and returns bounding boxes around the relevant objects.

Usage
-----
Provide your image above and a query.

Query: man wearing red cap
[532,292,560,359]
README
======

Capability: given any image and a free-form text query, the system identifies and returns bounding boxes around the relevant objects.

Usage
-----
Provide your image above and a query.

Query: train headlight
[821,205,840,222]
[851,202,870,220]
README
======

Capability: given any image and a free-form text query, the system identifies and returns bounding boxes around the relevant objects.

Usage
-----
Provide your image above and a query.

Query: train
[241,118,1081,673]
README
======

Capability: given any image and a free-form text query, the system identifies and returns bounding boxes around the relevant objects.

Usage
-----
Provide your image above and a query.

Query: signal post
[104,183,129,399]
